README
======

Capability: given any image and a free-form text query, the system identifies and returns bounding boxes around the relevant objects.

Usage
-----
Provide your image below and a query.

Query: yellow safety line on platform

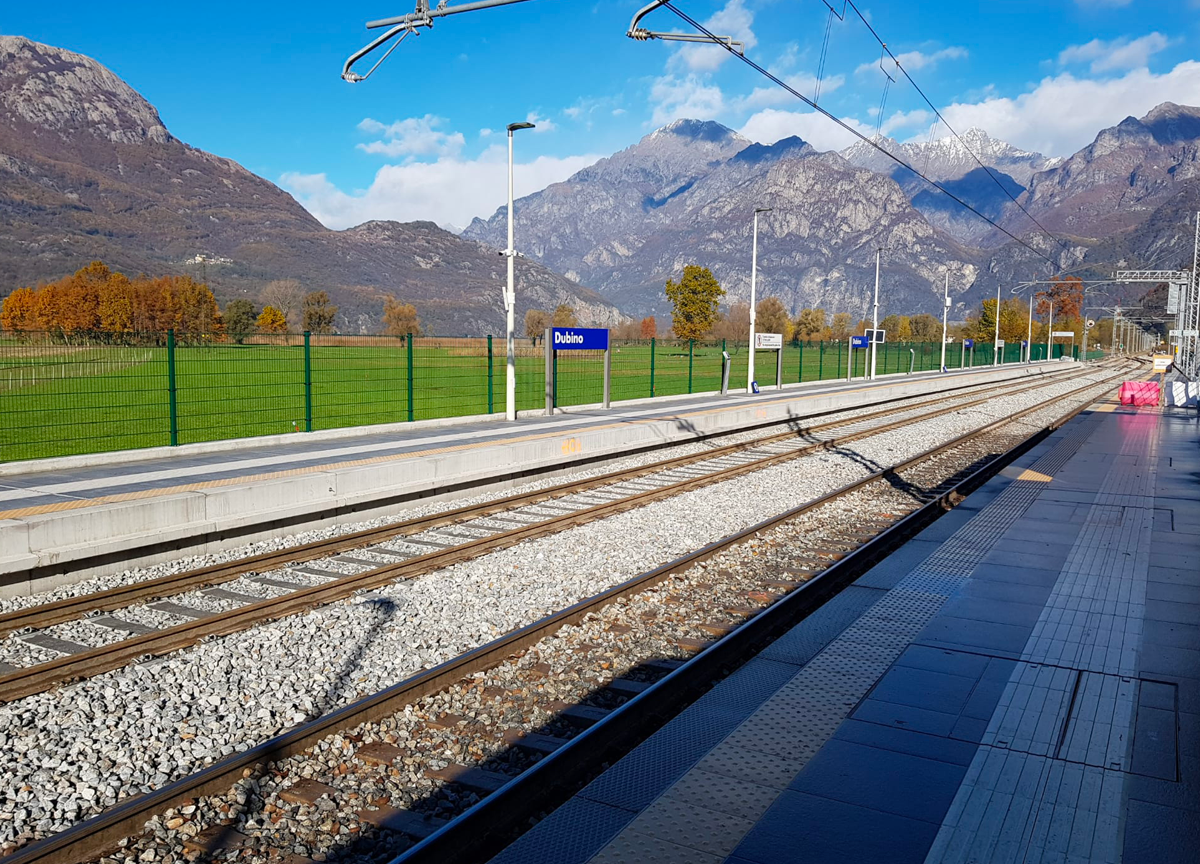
[0,379,910,520]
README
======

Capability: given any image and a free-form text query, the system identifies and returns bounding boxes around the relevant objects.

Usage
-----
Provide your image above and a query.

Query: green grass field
[0,336,1083,462]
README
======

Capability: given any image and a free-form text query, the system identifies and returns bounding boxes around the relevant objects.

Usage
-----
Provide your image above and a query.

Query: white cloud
[649,74,727,126]
[561,95,626,128]
[734,73,845,111]
[356,115,465,159]
[938,60,1200,156]
[739,108,875,152]
[1058,33,1170,73]
[666,0,757,74]
[479,128,493,138]
[525,110,556,132]
[280,147,601,230]
[880,108,932,137]
[855,46,966,76]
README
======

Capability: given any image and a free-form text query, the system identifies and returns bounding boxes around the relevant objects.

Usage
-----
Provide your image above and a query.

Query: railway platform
[483,399,1200,863]
[0,362,1069,596]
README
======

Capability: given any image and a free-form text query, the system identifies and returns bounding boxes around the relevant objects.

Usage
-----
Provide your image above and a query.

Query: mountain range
[2,35,1198,331]
[466,105,1200,319]
[0,36,621,334]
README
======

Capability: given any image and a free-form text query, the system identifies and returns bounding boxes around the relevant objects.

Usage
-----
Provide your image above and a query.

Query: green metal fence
[0,330,1082,463]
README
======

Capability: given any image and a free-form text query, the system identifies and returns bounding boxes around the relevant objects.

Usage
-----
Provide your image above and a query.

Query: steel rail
[0,365,1131,864]
[0,368,1101,705]
[394,366,1134,864]
[0,368,1082,640]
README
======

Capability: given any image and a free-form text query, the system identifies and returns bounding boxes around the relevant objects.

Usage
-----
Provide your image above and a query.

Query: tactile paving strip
[924,415,1162,864]
[555,411,1111,863]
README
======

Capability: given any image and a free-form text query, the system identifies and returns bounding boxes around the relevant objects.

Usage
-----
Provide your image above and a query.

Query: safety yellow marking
[0,375,988,521]
[1017,469,1054,482]
[999,466,1054,482]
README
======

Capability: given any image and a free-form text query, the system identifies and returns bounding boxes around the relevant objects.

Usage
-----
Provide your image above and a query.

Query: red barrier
[1118,381,1160,406]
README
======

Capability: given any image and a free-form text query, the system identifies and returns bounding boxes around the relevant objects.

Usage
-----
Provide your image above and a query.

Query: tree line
[0,263,342,343]
[657,265,1093,346]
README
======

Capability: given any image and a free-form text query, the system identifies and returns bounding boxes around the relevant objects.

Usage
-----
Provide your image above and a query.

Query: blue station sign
[850,335,869,349]
[963,338,975,348]
[551,327,609,351]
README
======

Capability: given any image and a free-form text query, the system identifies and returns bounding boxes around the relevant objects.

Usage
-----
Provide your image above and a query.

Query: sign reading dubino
[551,327,609,351]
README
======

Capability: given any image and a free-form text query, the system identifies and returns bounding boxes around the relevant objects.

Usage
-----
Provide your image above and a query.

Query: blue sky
[4,0,1199,229]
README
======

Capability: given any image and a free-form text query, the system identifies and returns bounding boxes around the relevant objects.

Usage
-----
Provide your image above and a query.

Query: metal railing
[0,331,1076,463]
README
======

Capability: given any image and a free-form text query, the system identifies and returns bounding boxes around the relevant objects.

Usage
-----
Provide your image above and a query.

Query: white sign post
[755,333,784,390]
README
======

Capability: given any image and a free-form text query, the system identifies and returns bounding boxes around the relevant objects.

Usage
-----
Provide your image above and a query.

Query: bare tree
[524,308,549,340]
[261,279,304,331]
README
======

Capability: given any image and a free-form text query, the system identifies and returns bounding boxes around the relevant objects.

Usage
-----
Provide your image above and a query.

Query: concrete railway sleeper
[0,364,1135,864]
[0,365,1108,702]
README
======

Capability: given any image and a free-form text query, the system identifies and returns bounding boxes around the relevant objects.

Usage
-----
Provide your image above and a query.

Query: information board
[551,327,609,351]
[1153,355,1173,372]
[1051,331,1075,338]
[754,332,783,350]
[865,329,887,344]
[850,335,869,349]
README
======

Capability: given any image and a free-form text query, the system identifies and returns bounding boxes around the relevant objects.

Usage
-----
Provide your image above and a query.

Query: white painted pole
[870,249,880,380]
[993,282,1001,365]
[1047,301,1054,362]
[940,272,949,372]
[1027,293,1033,363]
[505,128,517,421]
[747,210,759,393]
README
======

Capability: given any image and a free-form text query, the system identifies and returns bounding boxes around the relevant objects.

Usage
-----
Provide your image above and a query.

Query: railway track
[0,365,1096,703]
[0,361,1135,864]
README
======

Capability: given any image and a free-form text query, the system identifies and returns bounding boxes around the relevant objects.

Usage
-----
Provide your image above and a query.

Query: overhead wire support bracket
[627,0,745,55]
[342,0,536,82]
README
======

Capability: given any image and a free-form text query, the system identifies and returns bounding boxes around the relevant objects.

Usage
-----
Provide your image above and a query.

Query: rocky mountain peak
[0,35,171,145]
[651,118,748,145]
[1139,101,1200,145]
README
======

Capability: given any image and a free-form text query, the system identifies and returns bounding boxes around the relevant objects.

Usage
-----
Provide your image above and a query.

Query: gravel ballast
[0,366,1121,852]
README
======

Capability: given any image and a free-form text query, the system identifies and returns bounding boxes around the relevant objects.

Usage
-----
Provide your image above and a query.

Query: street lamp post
[993,283,1002,365]
[870,249,881,380]
[747,207,772,393]
[503,120,535,421]
[1046,300,1054,362]
[940,272,950,372]
[1027,293,1034,363]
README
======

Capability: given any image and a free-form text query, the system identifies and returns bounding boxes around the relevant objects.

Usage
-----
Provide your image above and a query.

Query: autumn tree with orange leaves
[1,262,223,343]
[1036,276,1085,322]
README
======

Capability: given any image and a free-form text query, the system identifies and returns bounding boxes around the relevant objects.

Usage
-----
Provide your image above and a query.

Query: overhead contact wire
[658,1,1060,269]
[838,0,1072,256]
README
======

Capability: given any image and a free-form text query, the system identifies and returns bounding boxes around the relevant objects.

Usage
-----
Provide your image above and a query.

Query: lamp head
[507,122,536,133]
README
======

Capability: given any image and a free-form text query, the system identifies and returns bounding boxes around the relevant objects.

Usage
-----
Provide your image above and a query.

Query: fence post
[688,339,694,394]
[650,337,656,397]
[798,340,804,383]
[167,329,178,446]
[487,335,494,415]
[818,341,824,380]
[303,331,313,432]
[406,334,414,422]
